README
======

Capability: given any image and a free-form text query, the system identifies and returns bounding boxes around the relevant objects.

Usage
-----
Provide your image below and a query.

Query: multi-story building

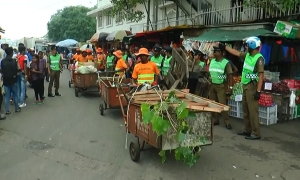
[87,0,300,34]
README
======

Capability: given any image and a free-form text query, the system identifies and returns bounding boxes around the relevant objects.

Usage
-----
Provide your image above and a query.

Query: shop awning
[106,30,132,41]
[190,28,277,42]
[0,26,5,33]
[122,34,136,44]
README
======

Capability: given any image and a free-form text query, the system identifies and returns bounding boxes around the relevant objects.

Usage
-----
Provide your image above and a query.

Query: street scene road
[0,71,300,180]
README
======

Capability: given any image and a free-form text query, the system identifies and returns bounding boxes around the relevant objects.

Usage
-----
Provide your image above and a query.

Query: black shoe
[245,135,261,140]
[55,93,61,96]
[5,111,11,115]
[225,124,232,130]
[214,122,220,126]
[48,94,55,97]
[41,96,45,100]
[237,131,251,137]
[15,108,21,113]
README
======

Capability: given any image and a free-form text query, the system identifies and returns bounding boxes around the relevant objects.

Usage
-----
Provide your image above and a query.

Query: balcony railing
[130,1,300,32]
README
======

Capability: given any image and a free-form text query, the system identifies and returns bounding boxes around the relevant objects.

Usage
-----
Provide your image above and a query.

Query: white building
[87,0,300,34]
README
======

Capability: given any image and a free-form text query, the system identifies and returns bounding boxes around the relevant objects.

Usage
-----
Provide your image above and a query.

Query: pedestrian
[0,47,21,114]
[220,37,264,140]
[43,50,50,82]
[47,45,62,97]
[208,46,233,130]
[30,54,45,104]
[38,51,46,99]
[16,46,28,107]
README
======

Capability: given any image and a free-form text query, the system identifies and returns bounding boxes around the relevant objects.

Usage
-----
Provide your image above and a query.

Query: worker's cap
[164,46,172,53]
[153,46,161,52]
[135,48,150,56]
[194,49,204,56]
[96,48,103,53]
[86,49,92,53]
[113,50,123,58]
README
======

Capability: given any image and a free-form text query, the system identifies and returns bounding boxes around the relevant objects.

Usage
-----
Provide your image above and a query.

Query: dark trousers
[48,70,60,94]
[32,79,44,101]
[45,68,50,81]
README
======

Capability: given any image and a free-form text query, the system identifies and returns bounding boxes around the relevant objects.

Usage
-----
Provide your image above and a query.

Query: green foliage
[47,6,96,42]
[244,0,300,11]
[104,0,147,22]
[141,91,202,167]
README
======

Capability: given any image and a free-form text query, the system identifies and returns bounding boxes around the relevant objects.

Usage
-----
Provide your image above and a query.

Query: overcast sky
[1,0,96,40]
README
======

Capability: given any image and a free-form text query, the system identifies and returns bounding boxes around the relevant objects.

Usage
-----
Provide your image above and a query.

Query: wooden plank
[176,90,230,111]
[133,93,186,98]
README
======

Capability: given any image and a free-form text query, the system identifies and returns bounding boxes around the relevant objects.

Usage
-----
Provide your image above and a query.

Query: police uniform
[238,50,264,140]
[209,46,233,129]
[161,46,172,76]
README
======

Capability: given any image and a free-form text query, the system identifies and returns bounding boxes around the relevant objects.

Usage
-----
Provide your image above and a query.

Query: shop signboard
[273,20,300,39]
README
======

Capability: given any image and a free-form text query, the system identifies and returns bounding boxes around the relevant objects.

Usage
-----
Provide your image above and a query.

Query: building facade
[87,0,300,34]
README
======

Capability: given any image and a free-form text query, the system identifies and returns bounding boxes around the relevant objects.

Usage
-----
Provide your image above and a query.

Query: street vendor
[221,37,264,140]
[132,48,160,85]
[208,46,233,130]
[106,49,115,71]
[95,48,105,71]
[86,49,93,62]
[113,50,127,77]
[161,46,172,76]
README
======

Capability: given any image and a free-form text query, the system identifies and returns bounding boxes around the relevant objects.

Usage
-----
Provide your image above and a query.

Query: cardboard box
[273,20,300,39]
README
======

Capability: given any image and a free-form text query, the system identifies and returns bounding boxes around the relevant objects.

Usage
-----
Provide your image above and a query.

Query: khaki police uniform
[209,59,233,125]
[240,52,264,137]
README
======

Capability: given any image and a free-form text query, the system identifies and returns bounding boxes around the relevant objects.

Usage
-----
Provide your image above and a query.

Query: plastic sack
[290,91,296,108]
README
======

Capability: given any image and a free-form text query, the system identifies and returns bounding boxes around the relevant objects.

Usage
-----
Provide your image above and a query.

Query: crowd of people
[0,43,63,117]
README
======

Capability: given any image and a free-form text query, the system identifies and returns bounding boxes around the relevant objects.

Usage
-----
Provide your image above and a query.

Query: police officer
[220,37,264,140]
[209,46,233,130]
[151,46,164,71]
[161,46,172,76]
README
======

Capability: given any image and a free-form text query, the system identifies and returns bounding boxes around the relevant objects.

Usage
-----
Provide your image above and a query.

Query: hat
[96,48,103,53]
[164,46,172,53]
[108,49,114,53]
[213,46,225,52]
[86,49,92,53]
[113,50,123,58]
[135,48,150,56]
[153,46,161,52]
[194,50,203,56]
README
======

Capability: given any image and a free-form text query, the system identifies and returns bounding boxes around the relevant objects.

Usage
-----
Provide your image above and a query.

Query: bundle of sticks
[118,89,230,113]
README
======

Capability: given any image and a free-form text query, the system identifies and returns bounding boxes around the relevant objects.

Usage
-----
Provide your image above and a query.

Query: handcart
[116,84,229,162]
[73,72,99,97]
[98,72,131,115]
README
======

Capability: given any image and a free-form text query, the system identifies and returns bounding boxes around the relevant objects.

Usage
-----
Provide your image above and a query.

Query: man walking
[48,45,62,97]
[16,46,28,107]
[0,47,21,114]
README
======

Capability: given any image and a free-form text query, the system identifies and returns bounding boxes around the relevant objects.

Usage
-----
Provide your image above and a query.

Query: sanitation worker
[132,48,160,85]
[220,37,264,140]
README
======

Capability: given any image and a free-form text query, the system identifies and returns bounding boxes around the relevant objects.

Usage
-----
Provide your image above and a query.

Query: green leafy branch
[141,91,203,167]
[103,0,146,23]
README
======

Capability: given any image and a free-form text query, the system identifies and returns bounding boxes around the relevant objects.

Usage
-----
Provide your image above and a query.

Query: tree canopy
[47,6,96,42]
[105,0,147,23]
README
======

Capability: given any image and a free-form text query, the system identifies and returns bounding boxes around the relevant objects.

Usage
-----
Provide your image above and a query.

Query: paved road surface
[0,71,300,180]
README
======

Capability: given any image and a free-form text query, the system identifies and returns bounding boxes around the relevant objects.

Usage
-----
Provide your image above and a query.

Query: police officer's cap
[194,50,204,56]
[50,45,57,51]
[153,46,161,52]
[164,46,172,53]
[213,46,225,52]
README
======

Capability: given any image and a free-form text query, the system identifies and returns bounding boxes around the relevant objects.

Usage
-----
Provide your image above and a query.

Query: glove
[253,91,261,100]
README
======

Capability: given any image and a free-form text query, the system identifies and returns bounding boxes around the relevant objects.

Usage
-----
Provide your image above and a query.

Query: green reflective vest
[162,56,172,76]
[122,55,127,61]
[199,61,205,68]
[209,58,228,84]
[241,53,263,84]
[106,55,114,68]
[137,74,155,84]
[49,54,60,71]
[151,55,163,70]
